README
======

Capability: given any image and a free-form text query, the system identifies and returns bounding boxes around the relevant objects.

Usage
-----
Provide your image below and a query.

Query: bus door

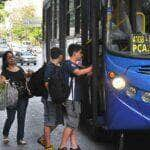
[80,0,106,127]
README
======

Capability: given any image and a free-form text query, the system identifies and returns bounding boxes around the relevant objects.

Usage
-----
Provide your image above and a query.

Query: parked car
[0,38,7,44]
[15,51,37,65]
[15,51,23,63]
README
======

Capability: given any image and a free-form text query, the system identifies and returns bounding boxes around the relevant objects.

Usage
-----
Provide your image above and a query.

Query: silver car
[15,51,37,65]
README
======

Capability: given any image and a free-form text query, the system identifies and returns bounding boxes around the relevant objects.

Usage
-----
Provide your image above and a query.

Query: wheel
[27,62,30,65]
[34,62,36,65]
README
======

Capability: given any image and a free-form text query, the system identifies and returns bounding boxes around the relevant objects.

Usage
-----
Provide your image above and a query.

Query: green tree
[12,25,26,41]
[21,5,35,20]
[0,3,8,23]
[28,27,42,44]
[9,5,36,42]
[4,4,41,44]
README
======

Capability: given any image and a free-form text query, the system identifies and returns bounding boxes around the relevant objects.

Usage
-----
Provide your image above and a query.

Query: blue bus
[104,0,150,130]
[43,0,150,147]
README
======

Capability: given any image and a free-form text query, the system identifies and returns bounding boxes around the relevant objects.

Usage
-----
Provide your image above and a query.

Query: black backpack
[28,64,47,97]
[48,63,71,104]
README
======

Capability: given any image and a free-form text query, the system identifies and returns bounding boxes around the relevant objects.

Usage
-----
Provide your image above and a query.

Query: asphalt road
[0,97,116,150]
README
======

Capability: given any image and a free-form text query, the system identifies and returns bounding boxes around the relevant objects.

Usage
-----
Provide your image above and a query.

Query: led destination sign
[131,34,150,55]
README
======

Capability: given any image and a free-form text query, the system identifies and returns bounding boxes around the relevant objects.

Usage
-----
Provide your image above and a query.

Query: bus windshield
[109,0,150,58]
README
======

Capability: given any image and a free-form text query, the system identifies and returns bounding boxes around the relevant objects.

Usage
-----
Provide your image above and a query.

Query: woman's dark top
[1,67,28,99]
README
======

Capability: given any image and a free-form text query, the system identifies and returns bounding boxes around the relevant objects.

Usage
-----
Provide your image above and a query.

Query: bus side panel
[105,87,150,130]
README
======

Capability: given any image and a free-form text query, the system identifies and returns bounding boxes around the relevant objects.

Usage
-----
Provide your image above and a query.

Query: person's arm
[73,66,92,76]
[0,75,6,84]
[25,69,34,78]
[44,82,49,89]
[1,69,8,84]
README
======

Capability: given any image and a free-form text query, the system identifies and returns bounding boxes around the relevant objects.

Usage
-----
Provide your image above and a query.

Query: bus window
[109,0,150,57]
[136,12,145,33]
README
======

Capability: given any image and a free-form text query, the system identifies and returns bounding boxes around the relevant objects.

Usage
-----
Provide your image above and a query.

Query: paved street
[0,97,115,150]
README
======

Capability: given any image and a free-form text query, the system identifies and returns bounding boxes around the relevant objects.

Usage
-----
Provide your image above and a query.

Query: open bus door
[80,0,106,136]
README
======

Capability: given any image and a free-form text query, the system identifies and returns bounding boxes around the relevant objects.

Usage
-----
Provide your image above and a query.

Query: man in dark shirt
[39,48,64,150]
[59,44,92,150]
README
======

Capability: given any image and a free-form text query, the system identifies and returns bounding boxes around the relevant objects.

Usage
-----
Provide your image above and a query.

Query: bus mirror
[136,12,145,33]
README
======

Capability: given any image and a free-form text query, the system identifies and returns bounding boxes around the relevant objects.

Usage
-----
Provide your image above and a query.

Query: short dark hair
[50,47,63,59]
[68,44,82,57]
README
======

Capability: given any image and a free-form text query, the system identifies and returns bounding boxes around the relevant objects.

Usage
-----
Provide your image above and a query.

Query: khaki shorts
[63,100,81,129]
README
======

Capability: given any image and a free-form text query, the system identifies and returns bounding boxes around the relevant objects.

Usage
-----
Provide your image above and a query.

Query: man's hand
[44,82,49,88]
[88,66,93,73]
[73,65,93,76]
[26,69,34,78]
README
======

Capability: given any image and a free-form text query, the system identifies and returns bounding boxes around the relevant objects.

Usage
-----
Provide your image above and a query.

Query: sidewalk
[0,97,114,150]
[0,97,64,150]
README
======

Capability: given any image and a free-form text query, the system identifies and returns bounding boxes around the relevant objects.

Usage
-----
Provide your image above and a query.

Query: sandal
[3,136,9,144]
[45,145,54,150]
[37,135,46,147]
[70,145,81,150]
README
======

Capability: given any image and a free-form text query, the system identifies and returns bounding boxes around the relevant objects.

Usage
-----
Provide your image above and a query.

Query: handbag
[6,81,19,107]
[0,83,7,110]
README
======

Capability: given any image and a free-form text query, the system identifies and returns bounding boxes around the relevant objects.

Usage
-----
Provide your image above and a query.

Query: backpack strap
[69,77,74,100]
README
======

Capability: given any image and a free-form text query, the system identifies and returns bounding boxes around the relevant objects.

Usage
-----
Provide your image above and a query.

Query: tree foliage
[7,5,41,44]
[12,25,26,40]
[21,5,35,21]
[28,27,42,44]
[0,3,7,23]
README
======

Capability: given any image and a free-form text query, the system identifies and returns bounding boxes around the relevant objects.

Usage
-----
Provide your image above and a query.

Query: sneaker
[37,135,46,147]
[45,145,54,150]
[17,139,27,145]
[3,136,9,144]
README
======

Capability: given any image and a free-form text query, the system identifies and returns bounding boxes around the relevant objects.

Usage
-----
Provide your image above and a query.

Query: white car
[16,51,37,65]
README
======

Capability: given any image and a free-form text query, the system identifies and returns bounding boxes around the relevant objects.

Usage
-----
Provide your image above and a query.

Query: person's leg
[17,99,28,143]
[59,100,75,149]
[44,126,51,147]
[70,101,81,150]
[59,127,73,149]
[70,130,78,149]
[43,101,56,149]
[3,107,16,137]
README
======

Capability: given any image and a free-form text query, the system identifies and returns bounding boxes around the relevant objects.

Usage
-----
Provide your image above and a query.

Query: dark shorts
[42,98,63,127]
[63,100,81,129]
